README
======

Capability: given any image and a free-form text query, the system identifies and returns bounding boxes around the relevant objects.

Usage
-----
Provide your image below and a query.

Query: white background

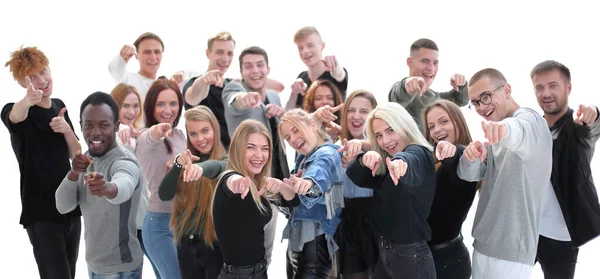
[1,0,599,278]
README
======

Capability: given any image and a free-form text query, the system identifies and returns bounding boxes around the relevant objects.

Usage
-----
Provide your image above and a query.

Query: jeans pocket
[387,247,418,278]
[421,253,437,279]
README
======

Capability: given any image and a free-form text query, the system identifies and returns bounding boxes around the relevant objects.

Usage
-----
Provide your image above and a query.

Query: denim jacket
[289,143,344,235]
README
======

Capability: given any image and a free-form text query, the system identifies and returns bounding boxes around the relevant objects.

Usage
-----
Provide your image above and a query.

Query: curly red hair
[4,46,49,82]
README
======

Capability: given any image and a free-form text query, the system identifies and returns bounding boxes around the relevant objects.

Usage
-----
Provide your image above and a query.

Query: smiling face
[372,118,406,155]
[426,107,457,144]
[153,88,179,125]
[533,69,571,117]
[280,120,319,156]
[313,85,336,110]
[207,40,235,73]
[295,33,324,67]
[20,66,53,97]
[346,96,373,139]
[245,132,270,176]
[136,38,163,78]
[241,54,270,92]
[408,48,439,89]
[468,77,510,122]
[82,104,119,157]
[119,92,140,126]
[186,120,215,155]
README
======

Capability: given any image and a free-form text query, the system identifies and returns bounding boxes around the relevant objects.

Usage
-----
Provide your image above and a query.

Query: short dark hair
[530,60,571,83]
[80,91,120,123]
[134,32,164,52]
[410,38,438,53]
[238,46,268,71]
[469,68,507,87]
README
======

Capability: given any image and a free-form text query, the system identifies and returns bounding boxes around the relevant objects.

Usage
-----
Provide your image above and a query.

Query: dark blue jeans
[429,237,471,279]
[374,238,436,279]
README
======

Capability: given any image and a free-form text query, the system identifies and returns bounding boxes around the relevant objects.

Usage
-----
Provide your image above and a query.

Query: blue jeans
[142,211,182,279]
[374,238,436,279]
[88,264,142,279]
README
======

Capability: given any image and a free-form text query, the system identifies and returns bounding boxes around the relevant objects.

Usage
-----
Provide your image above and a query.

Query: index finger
[331,103,344,113]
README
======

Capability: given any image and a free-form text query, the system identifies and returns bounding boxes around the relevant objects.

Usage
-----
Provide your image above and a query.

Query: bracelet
[173,154,183,168]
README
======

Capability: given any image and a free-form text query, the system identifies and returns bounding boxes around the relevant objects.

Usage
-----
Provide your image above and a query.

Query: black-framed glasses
[468,84,505,110]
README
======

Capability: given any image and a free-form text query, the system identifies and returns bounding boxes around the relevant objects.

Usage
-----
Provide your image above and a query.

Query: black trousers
[178,235,223,279]
[287,234,332,279]
[374,238,436,279]
[25,216,81,279]
[429,237,470,279]
[536,235,579,279]
[218,258,267,279]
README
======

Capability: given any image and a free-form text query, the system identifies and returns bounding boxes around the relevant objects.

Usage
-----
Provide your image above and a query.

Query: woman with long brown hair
[212,120,299,278]
[422,100,478,279]
[136,77,186,279]
[158,105,227,279]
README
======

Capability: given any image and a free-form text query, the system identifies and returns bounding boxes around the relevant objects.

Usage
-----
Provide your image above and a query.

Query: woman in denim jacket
[278,109,344,279]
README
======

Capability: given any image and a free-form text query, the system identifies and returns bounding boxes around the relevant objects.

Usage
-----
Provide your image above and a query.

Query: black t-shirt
[295,68,349,108]
[182,77,232,150]
[213,171,300,266]
[213,171,274,266]
[1,99,82,226]
[426,145,478,245]
[263,98,285,180]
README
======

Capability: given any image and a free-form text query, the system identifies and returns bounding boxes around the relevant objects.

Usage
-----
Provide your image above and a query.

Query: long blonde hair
[215,120,278,214]
[366,102,433,175]
[171,106,226,247]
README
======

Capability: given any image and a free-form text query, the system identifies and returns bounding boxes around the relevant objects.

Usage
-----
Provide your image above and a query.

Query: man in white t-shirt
[530,60,600,279]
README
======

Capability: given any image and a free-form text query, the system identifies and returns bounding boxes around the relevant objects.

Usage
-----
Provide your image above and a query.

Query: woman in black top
[158,106,227,279]
[212,119,299,279]
[422,100,478,279]
[347,102,436,279]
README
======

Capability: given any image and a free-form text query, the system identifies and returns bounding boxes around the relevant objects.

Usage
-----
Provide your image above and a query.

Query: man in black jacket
[531,60,600,279]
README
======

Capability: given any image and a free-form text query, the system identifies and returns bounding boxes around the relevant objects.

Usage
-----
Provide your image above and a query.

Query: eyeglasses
[468,84,505,110]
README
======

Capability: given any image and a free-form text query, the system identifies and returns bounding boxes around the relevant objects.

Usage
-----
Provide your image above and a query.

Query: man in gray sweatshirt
[56,92,143,278]
[388,38,469,132]
[457,68,552,279]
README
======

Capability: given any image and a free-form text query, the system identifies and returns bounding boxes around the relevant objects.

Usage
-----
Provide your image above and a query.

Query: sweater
[135,127,187,213]
[55,145,142,274]
[347,144,436,244]
[457,107,552,265]
[388,77,469,132]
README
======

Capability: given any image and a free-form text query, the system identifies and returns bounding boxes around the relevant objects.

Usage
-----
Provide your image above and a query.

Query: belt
[429,235,463,251]
[223,258,267,274]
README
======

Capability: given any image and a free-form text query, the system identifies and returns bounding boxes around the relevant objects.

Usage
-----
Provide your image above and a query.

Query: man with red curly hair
[2,46,82,279]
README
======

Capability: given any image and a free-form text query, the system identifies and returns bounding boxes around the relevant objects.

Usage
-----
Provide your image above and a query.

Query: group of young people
[3,26,599,279]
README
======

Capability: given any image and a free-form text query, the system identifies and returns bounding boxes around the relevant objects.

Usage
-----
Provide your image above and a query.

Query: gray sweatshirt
[55,145,143,274]
[457,107,552,265]
[388,77,469,132]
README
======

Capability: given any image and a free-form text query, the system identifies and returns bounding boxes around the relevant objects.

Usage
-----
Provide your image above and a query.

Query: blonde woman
[346,102,436,279]
[212,120,298,278]
[158,106,227,279]
[278,109,344,279]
